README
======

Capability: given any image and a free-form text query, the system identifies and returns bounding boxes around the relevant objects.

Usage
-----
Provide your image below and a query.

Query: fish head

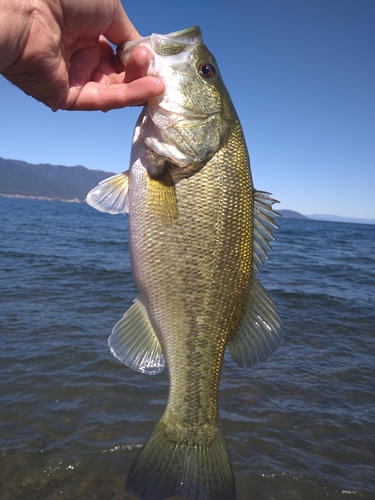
[118,26,233,169]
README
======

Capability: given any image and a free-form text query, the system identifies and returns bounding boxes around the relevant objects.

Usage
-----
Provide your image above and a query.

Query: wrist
[0,0,33,73]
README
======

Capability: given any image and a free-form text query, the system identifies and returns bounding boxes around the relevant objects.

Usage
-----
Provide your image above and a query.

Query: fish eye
[198,62,216,78]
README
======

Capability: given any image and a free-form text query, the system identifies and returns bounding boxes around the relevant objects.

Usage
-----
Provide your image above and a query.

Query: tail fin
[125,418,236,500]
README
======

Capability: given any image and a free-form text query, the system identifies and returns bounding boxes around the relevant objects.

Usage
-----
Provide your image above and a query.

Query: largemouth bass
[87,26,283,500]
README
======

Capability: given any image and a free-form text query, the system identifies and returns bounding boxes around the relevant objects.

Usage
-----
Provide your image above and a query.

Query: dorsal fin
[253,190,280,274]
[228,191,283,368]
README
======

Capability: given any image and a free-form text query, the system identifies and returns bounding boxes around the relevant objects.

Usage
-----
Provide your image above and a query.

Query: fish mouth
[117,26,202,58]
[117,26,214,123]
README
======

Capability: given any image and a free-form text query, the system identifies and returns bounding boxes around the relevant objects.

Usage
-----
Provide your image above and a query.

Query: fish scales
[130,119,253,437]
[87,25,283,500]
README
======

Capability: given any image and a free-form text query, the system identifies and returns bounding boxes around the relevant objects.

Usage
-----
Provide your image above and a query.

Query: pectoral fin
[228,278,283,368]
[109,297,165,375]
[147,169,178,225]
[86,172,129,214]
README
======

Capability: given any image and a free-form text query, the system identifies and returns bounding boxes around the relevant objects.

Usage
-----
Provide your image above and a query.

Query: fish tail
[125,418,236,500]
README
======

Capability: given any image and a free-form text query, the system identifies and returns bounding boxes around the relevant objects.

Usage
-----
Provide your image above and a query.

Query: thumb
[104,3,141,46]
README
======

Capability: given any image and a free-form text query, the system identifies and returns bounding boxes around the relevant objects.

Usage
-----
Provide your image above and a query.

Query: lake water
[0,196,374,500]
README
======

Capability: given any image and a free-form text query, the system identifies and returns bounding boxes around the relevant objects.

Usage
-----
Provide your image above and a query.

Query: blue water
[0,196,374,500]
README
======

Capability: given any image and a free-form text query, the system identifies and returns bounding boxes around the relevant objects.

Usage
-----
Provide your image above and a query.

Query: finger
[99,36,125,74]
[94,40,152,83]
[104,3,140,46]
[124,46,152,83]
[67,39,101,88]
[91,71,111,85]
[62,77,164,111]
[98,36,116,63]
[90,63,125,85]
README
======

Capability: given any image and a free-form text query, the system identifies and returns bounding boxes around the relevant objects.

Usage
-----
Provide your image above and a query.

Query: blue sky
[1,0,374,218]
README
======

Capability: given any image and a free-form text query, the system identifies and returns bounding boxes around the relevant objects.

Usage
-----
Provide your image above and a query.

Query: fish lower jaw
[149,104,214,130]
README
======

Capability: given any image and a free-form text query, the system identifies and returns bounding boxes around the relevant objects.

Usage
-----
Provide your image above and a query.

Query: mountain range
[278,209,375,225]
[1,157,374,225]
[277,209,308,220]
[0,157,114,202]
[305,213,375,225]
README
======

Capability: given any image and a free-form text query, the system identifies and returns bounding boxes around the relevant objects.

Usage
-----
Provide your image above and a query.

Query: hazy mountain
[308,214,375,225]
[0,157,115,201]
[1,157,374,225]
[278,209,308,219]
[277,209,374,225]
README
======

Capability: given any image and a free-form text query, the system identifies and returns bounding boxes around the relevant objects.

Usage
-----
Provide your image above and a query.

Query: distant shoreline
[1,193,374,225]
[0,193,82,203]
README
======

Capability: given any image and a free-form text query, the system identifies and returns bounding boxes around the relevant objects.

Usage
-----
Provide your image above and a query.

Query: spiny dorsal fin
[253,190,280,274]
[86,172,129,214]
[227,190,282,368]
[228,278,283,368]
[109,297,165,375]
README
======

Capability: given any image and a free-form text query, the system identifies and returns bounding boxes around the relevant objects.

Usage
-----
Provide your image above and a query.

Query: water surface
[0,197,374,499]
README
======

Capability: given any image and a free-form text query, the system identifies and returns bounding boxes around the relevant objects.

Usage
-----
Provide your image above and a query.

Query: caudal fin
[125,418,236,500]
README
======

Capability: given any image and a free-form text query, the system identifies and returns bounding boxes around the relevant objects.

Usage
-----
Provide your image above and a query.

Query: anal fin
[228,278,283,368]
[109,297,165,375]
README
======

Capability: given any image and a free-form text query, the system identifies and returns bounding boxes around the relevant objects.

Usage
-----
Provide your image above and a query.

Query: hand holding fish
[0,0,164,111]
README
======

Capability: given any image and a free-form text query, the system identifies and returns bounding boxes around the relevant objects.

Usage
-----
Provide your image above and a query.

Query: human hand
[0,0,164,111]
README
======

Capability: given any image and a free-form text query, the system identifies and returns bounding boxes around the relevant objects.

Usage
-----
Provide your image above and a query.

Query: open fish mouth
[117,25,204,82]
[117,26,203,59]
[118,25,220,163]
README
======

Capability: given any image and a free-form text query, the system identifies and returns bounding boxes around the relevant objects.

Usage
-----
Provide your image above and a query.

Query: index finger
[63,76,164,111]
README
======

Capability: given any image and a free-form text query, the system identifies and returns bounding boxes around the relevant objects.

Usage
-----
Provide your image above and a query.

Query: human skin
[0,0,164,111]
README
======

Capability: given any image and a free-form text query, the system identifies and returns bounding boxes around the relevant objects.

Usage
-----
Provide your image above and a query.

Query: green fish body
[87,26,283,500]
